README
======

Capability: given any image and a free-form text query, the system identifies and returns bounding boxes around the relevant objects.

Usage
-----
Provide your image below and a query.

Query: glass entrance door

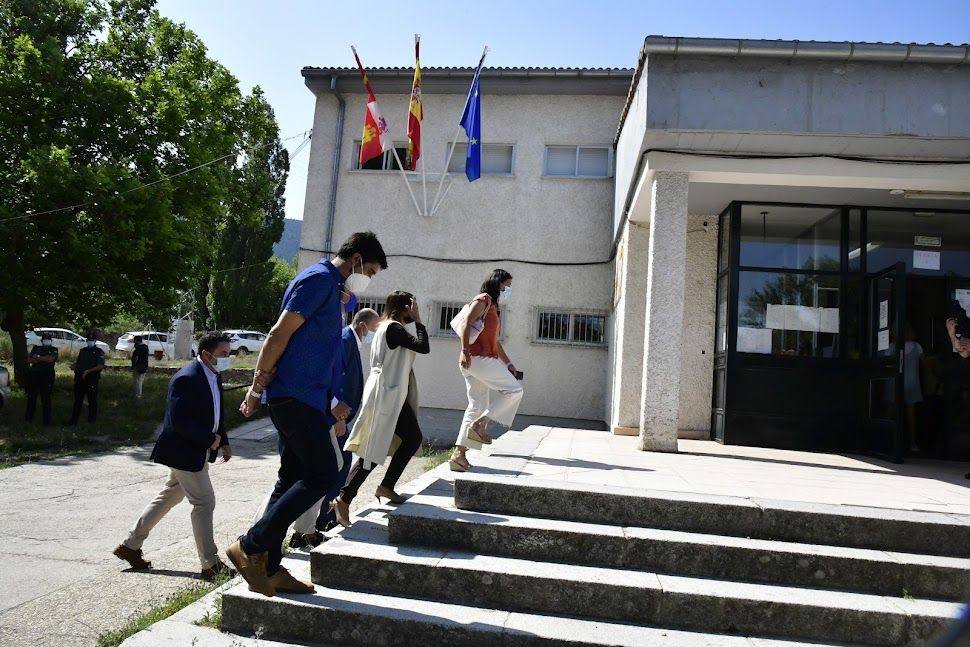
[863,262,906,463]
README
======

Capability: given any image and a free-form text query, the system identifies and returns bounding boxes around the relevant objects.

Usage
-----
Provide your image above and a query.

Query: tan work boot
[269,566,315,594]
[226,540,275,597]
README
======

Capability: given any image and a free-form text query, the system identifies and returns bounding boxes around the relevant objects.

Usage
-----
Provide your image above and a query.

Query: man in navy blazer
[113,332,236,580]
[289,308,380,547]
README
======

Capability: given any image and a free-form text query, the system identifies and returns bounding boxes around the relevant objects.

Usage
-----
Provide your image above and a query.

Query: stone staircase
[220,442,969,646]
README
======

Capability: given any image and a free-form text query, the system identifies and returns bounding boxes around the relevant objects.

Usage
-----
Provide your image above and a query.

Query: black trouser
[241,398,342,575]
[340,402,423,504]
[25,374,53,425]
[69,374,99,424]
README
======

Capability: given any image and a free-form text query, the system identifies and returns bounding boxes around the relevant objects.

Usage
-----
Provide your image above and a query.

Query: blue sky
[155,0,970,221]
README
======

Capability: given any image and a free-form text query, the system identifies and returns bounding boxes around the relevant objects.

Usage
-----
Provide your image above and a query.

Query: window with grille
[534,308,608,346]
[446,143,514,175]
[543,145,612,178]
[352,141,409,171]
[434,301,506,340]
[350,297,386,319]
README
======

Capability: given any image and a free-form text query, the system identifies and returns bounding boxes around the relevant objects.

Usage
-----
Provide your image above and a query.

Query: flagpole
[390,146,424,217]
[429,45,488,218]
[416,34,428,217]
[433,175,456,214]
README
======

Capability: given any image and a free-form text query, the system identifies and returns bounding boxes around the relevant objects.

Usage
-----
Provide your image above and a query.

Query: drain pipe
[324,73,345,258]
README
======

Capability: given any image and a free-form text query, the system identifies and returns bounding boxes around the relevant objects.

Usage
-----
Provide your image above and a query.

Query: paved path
[0,418,435,647]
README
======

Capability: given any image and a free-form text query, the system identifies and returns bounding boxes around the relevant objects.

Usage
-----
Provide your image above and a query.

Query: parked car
[0,364,10,410]
[25,328,110,354]
[225,330,267,356]
[116,331,198,359]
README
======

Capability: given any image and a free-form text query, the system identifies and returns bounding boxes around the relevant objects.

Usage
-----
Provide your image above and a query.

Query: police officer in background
[68,332,106,425]
[26,332,58,426]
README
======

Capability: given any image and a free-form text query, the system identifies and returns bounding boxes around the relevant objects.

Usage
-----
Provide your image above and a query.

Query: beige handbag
[450,298,490,344]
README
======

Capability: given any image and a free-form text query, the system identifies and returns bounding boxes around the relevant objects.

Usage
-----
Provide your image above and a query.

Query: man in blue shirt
[228,232,386,597]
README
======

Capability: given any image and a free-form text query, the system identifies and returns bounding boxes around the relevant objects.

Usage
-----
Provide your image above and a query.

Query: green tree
[209,89,289,331]
[0,0,247,383]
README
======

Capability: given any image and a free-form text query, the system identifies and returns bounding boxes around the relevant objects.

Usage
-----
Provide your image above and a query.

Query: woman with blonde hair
[450,269,524,471]
[330,291,429,526]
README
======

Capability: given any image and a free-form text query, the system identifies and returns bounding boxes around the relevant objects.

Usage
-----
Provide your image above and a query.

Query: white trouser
[124,463,219,569]
[455,356,524,450]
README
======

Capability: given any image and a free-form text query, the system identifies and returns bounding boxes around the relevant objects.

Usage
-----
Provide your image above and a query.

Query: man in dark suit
[113,332,236,580]
[287,308,380,548]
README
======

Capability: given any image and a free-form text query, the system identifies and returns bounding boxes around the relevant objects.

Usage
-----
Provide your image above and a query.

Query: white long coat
[344,319,419,469]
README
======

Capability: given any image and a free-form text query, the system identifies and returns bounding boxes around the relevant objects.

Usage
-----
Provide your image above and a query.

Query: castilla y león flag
[352,46,391,166]
[405,35,423,171]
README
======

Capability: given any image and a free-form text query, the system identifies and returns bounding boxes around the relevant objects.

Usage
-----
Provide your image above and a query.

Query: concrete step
[221,557,845,647]
[386,493,970,600]
[314,510,960,646]
[453,474,970,557]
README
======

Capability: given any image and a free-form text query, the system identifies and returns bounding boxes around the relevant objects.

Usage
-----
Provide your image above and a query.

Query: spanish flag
[405,35,422,171]
[351,46,391,166]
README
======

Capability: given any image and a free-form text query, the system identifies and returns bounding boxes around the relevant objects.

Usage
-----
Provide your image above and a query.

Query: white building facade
[300,37,970,461]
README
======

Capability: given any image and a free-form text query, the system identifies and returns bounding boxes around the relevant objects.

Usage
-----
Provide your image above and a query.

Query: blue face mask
[363,330,375,343]
[500,286,512,302]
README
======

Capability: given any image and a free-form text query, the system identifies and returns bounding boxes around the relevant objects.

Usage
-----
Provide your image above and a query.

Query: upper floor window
[543,145,612,178]
[352,141,408,171]
[447,143,514,175]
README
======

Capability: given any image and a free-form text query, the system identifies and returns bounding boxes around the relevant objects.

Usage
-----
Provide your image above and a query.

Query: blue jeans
[241,398,341,574]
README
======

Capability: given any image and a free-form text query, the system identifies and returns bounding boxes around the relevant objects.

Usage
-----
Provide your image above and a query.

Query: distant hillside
[273,218,302,263]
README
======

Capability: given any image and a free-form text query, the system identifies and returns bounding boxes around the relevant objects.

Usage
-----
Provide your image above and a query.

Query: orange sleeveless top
[467,294,500,359]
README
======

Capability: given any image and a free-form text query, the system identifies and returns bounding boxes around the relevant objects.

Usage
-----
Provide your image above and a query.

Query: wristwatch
[247,388,263,400]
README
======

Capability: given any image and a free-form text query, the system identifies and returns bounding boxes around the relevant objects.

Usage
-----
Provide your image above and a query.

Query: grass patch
[96,576,229,647]
[0,363,262,468]
[420,441,452,470]
[194,589,223,629]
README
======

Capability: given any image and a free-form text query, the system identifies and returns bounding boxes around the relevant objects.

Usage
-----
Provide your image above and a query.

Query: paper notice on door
[956,289,970,317]
[877,328,890,351]
[737,327,773,354]
[913,249,941,271]
[879,300,889,329]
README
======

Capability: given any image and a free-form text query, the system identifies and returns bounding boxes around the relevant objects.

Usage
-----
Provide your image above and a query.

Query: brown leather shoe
[200,560,237,581]
[226,540,274,597]
[113,544,151,570]
[269,566,314,594]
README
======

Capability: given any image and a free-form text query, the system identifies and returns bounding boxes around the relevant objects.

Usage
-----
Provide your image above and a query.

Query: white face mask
[214,356,232,372]
[500,286,512,302]
[344,257,372,294]
[86,340,96,348]
[42,339,52,347]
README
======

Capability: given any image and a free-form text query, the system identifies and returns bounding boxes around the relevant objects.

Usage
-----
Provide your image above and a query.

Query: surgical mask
[214,356,232,372]
[363,330,375,343]
[42,339,52,347]
[86,340,96,348]
[344,257,372,294]
[500,286,512,302]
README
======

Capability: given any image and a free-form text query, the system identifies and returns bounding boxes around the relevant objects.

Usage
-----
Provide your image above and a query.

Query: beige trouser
[456,356,524,450]
[124,462,219,569]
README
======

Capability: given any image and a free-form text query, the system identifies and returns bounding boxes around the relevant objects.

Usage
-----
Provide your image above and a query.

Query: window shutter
[577,147,609,177]
[482,145,513,174]
[544,146,577,176]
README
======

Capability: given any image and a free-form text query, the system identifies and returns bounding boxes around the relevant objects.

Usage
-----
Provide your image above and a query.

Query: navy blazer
[331,326,365,423]
[150,359,228,472]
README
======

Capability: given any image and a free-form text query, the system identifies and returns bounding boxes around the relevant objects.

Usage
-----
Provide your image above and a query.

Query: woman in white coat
[330,291,429,526]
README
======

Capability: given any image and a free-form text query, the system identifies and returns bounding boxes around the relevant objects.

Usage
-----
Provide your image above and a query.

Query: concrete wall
[646,55,970,138]
[613,64,648,234]
[677,213,718,436]
[301,89,623,420]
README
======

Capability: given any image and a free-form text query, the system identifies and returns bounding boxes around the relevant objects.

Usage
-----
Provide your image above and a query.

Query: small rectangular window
[434,301,506,340]
[535,309,608,346]
[446,143,514,175]
[352,142,409,171]
[351,297,386,318]
[543,145,612,178]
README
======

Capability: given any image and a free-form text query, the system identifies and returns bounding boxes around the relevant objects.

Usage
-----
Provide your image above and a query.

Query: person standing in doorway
[25,331,58,426]
[131,335,150,399]
[903,324,924,454]
[450,269,524,472]
[113,332,235,580]
[228,232,386,598]
[331,293,429,527]
[289,307,380,548]
[68,333,106,425]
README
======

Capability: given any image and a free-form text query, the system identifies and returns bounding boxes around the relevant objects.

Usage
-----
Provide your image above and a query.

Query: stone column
[638,171,689,452]
[610,221,650,435]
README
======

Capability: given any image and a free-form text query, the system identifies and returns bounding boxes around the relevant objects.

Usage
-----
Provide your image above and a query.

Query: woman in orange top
[450,269,524,471]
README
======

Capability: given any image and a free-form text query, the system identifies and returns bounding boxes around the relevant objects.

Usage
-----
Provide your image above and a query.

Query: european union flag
[459,64,482,182]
